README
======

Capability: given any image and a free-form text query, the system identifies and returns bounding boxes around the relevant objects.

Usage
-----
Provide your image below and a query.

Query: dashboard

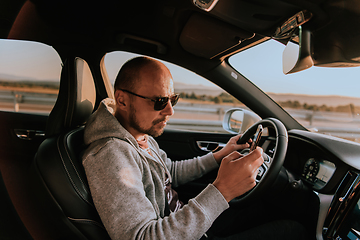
[323,171,360,240]
[282,130,360,240]
[302,158,336,190]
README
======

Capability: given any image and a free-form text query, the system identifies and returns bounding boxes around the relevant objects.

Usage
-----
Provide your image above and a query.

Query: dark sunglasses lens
[154,95,179,111]
[154,98,168,111]
[171,95,179,106]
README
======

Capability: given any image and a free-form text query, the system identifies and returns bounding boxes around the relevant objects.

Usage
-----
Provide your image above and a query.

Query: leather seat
[30,57,111,240]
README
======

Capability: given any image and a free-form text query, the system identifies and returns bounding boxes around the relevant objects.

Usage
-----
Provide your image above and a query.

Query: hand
[213,147,264,202]
[213,134,250,164]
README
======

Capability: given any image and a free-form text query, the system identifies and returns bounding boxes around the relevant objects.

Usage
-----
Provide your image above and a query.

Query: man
[82,56,306,239]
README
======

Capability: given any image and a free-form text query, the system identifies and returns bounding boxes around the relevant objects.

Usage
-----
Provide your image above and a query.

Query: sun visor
[310,0,360,67]
[180,13,254,59]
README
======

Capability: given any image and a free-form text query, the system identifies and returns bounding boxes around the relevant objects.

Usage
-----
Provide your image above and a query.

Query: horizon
[1,74,360,101]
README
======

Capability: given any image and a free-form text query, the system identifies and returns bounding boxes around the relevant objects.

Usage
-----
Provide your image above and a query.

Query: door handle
[196,141,225,152]
[14,129,45,140]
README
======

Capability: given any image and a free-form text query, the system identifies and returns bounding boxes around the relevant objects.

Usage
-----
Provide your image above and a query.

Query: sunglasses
[120,89,180,111]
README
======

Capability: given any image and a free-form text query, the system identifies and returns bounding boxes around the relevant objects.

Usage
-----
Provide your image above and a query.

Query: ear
[114,90,127,110]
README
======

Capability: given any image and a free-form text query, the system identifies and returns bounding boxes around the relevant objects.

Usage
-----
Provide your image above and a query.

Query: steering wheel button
[263,153,271,163]
[256,165,266,180]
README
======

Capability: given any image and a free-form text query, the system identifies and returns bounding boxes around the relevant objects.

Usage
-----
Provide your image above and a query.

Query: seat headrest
[46,57,96,137]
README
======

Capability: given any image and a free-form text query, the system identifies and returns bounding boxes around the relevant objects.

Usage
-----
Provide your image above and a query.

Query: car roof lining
[179,13,255,59]
[4,0,325,60]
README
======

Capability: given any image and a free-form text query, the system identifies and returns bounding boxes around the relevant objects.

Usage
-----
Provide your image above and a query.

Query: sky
[1,39,360,98]
[0,40,62,80]
[230,40,360,98]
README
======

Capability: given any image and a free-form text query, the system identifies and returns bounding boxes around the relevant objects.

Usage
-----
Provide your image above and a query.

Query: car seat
[30,57,111,240]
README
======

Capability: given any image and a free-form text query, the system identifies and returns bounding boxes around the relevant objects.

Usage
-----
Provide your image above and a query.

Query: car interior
[1,0,360,240]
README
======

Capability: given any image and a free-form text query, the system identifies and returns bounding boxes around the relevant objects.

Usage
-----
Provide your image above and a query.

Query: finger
[233,134,242,142]
[233,135,250,149]
[251,167,259,182]
[252,152,264,173]
[222,151,242,163]
[238,142,250,149]
[231,147,263,165]
[251,147,263,159]
[229,135,243,146]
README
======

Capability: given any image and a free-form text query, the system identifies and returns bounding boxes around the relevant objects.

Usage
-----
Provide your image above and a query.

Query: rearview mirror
[282,26,313,74]
[222,108,261,134]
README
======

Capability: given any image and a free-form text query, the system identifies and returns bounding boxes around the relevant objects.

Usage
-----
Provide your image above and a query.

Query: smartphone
[250,124,263,151]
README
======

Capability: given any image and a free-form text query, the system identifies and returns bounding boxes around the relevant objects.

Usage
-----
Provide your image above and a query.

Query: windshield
[229,40,360,143]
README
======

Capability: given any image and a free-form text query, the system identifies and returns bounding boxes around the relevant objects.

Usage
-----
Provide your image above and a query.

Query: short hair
[114,56,158,93]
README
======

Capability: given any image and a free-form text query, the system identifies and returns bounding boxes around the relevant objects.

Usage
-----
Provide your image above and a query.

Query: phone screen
[250,124,263,151]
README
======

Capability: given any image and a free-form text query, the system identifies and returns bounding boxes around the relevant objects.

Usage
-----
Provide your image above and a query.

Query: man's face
[126,64,175,138]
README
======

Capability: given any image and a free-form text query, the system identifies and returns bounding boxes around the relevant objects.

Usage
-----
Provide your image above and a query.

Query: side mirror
[222,108,261,134]
[282,26,313,74]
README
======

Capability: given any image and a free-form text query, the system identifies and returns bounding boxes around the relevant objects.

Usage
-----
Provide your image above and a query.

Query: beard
[129,104,167,137]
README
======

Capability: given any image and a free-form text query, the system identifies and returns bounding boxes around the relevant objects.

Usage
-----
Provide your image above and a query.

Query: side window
[103,51,245,133]
[0,39,61,114]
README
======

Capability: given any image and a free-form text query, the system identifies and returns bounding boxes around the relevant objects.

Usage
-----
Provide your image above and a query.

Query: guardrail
[1,90,359,142]
[0,90,57,113]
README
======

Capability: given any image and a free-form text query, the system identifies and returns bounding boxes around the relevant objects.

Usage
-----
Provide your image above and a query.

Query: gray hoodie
[82,98,229,240]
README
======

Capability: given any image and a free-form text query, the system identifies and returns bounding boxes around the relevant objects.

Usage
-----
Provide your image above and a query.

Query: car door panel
[156,129,234,201]
[157,129,233,159]
[0,111,48,239]
[0,112,47,168]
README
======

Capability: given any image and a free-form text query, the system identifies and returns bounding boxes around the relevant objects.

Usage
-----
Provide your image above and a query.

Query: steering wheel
[231,118,288,205]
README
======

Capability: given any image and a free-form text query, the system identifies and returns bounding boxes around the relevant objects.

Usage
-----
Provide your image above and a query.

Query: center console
[323,171,360,240]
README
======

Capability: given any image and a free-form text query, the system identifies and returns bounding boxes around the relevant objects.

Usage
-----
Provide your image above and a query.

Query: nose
[160,99,174,116]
